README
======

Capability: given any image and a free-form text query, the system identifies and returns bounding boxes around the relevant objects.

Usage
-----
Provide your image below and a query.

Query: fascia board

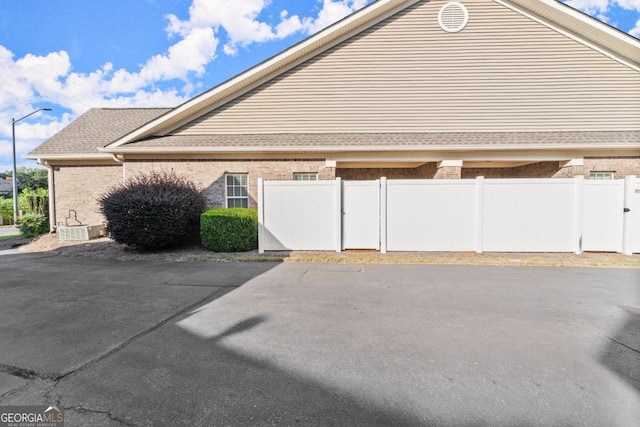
[23,153,114,160]
[99,143,640,154]
[498,0,640,71]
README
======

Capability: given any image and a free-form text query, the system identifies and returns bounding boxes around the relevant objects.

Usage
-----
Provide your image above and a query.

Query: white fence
[258,176,640,254]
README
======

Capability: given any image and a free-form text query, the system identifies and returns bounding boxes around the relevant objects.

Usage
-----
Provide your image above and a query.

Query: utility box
[58,224,105,241]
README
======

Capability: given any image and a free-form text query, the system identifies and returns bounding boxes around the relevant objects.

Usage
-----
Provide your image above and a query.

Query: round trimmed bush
[98,171,205,249]
[201,208,258,252]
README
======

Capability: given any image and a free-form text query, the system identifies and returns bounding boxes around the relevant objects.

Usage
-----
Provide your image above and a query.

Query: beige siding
[177,0,640,134]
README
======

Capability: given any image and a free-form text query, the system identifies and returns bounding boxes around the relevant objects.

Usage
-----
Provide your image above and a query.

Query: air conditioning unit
[58,224,105,241]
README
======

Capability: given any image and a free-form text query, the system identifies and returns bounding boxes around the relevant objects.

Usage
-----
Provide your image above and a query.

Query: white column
[47,165,56,232]
[380,177,387,254]
[621,175,636,256]
[475,176,485,254]
[573,175,584,255]
[335,177,342,253]
[257,178,265,254]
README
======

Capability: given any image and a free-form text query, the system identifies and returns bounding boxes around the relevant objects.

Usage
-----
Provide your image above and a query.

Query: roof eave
[23,153,115,160]
[500,0,640,71]
[99,143,640,154]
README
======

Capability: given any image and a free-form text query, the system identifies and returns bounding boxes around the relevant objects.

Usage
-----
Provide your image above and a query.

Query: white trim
[589,171,615,180]
[224,173,249,208]
[99,142,640,155]
[23,153,113,160]
[293,172,318,181]
[560,158,584,168]
[437,159,464,168]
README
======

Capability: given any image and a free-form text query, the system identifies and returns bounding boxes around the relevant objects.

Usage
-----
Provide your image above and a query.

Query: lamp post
[11,108,52,225]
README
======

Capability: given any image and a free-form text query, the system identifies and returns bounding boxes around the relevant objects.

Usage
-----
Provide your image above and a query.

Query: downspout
[111,154,126,182]
[38,159,56,233]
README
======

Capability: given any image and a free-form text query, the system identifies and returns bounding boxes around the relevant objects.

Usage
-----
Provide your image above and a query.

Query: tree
[17,168,48,192]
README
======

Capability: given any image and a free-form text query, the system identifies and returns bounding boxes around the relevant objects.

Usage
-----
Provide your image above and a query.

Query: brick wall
[54,165,122,226]
[584,157,640,178]
[124,159,335,209]
[337,163,438,180]
[52,157,640,226]
[462,158,640,179]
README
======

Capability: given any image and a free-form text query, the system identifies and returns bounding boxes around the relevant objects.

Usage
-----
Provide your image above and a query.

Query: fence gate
[342,180,380,250]
[631,178,640,253]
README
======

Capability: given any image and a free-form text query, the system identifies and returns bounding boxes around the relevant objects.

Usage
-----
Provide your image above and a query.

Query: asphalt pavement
[0,226,19,236]
[0,252,638,426]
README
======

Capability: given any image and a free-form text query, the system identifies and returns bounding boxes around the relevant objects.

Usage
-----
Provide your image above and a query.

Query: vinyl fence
[258,176,640,254]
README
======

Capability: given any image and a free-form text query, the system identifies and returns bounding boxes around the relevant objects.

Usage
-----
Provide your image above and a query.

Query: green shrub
[20,188,49,216]
[0,198,13,225]
[97,171,206,249]
[19,214,49,238]
[201,208,258,252]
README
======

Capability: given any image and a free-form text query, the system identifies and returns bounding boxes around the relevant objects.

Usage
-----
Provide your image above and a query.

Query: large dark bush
[98,171,205,249]
[201,208,258,252]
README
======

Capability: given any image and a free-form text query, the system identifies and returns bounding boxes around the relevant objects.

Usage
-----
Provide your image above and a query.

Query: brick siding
[52,157,640,226]
[54,165,122,226]
[124,159,334,210]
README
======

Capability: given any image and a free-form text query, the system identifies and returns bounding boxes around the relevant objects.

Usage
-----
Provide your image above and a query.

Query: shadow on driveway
[600,305,640,392]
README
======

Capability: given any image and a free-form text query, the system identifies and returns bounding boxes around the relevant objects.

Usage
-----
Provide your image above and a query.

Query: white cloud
[564,0,640,16]
[168,0,277,56]
[615,0,640,12]
[630,18,640,36]
[167,0,371,55]
[0,0,377,172]
[565,0,611,15]
[302,0,368,34]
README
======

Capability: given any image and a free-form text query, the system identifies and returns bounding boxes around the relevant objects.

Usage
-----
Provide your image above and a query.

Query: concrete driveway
[0,253,638,426]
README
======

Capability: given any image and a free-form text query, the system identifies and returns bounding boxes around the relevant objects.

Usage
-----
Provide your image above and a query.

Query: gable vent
[438,2,469,33]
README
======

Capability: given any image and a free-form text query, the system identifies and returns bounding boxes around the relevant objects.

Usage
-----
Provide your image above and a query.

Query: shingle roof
[29,108,171,155]
[114,131,640,150]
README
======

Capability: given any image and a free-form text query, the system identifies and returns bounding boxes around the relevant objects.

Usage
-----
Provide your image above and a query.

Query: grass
[196,250,640,268]
[0,233,20,242]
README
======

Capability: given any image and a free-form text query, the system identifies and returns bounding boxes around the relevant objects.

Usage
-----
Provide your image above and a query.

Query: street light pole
[11,108,52,225]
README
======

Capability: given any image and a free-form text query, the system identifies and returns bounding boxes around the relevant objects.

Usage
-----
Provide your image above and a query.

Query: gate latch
[624,208,631,213]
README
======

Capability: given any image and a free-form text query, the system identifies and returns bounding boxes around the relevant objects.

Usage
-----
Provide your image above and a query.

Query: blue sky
[0,0,638,173]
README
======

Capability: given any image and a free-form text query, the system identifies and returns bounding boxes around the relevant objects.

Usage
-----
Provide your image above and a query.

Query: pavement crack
[56,286,232,382]
[0,363,56,380]
[297,270,310,283]
[65,405,134,426]
[601,334,640,356]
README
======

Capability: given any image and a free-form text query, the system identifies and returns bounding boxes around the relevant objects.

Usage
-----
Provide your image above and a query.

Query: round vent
[438,2,469,33]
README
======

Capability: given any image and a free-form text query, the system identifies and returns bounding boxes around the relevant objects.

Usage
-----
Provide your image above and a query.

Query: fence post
[573,175,584,255]
[475,176,484,254]
[257,178,265,254]
[621,175,636,256]
[335,177,342,253]
[380,177,387,254]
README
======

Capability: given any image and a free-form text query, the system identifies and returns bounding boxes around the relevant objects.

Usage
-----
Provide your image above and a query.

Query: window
[293,172,318,181]
[226,174,248,208]
[589,171,614,180]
